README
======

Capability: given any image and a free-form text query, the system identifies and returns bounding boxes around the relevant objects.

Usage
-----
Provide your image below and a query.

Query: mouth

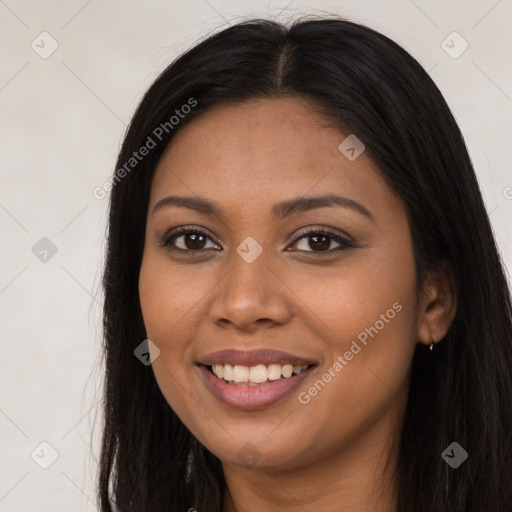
[197,361,318,410]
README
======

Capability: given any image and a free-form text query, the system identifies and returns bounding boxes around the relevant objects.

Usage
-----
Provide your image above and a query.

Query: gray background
[1,0,511,510]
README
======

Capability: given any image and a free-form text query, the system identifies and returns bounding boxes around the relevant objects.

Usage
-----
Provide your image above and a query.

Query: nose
[208,245,292,333]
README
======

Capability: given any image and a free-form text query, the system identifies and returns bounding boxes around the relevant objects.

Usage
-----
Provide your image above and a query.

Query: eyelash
[160,225,355,256]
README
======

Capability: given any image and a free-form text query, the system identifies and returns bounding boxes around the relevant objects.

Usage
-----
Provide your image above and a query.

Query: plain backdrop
[1,1,511,510]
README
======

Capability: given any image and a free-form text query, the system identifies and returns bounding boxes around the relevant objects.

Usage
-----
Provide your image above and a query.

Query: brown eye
[162,228,220,252]
[303,233,332,251]
[179,232,207,250]
[161,226,354,255]
[290,229,354,254]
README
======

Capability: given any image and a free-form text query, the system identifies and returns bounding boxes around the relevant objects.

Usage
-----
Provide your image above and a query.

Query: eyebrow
[152,194,374,223]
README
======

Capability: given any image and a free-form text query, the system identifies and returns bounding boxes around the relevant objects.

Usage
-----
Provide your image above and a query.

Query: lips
[196,348,318,410]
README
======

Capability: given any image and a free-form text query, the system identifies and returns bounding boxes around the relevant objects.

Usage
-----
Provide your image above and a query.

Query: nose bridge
[209,237,288,329]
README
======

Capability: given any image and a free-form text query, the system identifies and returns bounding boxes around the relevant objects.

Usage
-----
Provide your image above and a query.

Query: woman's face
[139,96,423,470]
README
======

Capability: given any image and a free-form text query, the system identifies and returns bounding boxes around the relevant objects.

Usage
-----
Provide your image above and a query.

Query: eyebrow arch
[152,194,374,223]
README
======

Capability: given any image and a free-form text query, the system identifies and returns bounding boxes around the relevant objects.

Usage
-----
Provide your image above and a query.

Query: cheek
[138,254,188,376]
[286,240,417,357]
[138,253,222,424]
[138,251,209,344]
[288,293,417,463]
[288,235,418,419]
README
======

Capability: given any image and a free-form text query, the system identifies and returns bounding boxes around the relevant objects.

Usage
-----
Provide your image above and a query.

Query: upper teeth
[211,363,309,384]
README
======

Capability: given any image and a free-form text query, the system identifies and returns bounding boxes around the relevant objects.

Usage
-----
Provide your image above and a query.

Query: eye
[288,227,354,254]
[161,226,354,255]
[161,226,220,252]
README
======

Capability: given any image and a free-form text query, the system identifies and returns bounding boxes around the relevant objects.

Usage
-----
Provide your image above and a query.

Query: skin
[138,96,456,512]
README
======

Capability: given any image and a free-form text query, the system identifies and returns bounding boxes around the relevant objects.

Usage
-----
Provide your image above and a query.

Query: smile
[197,363,317,410]
[209,363,311,385]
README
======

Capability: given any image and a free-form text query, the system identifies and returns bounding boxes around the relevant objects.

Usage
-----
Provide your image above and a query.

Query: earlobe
[416,262,458,347]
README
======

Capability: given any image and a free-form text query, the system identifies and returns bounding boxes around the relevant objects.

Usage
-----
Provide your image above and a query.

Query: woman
[97,16,512,511]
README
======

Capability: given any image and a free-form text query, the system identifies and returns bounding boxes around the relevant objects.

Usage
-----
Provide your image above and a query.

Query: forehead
[150,97,402,223]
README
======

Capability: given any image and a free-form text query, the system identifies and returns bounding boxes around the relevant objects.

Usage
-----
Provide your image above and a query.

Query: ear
[416,261,458,347]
